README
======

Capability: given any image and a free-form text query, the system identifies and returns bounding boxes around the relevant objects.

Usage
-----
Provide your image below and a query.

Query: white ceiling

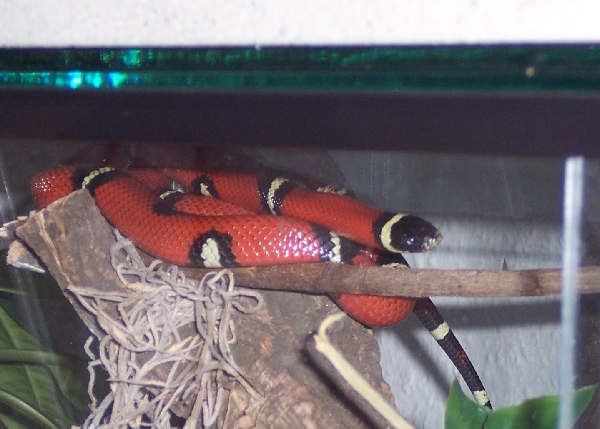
[1,0,599,47]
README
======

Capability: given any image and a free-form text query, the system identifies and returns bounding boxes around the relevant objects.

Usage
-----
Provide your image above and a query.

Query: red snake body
[30,165,491,408]
[31,165,441,327]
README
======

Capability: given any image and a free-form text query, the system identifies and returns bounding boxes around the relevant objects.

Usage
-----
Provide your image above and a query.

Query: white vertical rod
[559,156,584,429]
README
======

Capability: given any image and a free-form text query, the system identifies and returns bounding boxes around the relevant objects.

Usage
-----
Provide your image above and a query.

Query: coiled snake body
[31,165,491,409]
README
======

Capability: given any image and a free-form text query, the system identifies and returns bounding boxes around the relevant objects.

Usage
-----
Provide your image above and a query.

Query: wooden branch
[307,313,415,429]
[179,264,600,298]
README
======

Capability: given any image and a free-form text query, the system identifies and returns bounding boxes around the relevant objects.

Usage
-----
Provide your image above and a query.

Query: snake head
[375,213,442,253]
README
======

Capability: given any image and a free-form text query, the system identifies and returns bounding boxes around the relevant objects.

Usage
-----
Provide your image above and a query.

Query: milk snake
[30,165,491,409]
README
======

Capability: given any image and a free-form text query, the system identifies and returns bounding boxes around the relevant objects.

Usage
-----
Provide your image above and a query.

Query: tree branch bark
[181,264,598,298]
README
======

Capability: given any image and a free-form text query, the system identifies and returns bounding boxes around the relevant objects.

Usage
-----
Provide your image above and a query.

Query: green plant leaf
[445,379,491,429]
[0,284,25,295]
[484,384,597,429]
[0,387,62,429]
[0,349,89,414]
[0,302,85,429]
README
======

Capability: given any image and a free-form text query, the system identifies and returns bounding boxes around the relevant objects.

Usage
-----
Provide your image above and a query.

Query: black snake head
[374,213,442,253]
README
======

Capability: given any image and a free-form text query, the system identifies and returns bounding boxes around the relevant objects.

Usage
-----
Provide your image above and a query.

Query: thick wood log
[14,190,401,428]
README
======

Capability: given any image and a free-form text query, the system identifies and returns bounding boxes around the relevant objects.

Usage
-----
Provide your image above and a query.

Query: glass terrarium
[0,46,598,429]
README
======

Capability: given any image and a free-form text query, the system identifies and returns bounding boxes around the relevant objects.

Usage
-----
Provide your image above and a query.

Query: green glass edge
[1,45,600,92]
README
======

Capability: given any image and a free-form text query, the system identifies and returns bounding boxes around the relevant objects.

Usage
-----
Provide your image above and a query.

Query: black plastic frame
[1,88,599,157]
